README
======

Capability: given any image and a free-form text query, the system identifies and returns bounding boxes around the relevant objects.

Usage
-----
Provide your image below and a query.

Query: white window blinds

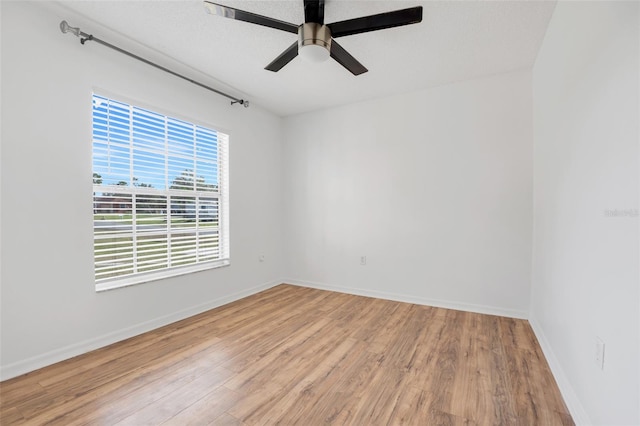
[92,94,229,291]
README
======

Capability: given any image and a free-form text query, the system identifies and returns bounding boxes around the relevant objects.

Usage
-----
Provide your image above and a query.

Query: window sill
[95,259,230,292]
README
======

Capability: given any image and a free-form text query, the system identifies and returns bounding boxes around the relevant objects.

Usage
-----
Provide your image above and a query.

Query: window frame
[92,91,230,292]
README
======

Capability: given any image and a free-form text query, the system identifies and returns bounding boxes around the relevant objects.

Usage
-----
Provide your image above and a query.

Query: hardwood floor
[0,284,573,425]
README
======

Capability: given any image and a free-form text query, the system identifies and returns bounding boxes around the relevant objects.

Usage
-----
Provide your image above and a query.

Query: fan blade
[327,6,422,38]
[265,41,299,72]
[204,1,299,34]
[330,40,367,75]
[304,0,325,24]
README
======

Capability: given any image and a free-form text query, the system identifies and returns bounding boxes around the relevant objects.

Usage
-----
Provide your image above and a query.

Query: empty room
[1,1,638,425]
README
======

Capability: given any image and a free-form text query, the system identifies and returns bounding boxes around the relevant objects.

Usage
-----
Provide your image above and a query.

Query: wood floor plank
[448,311,497,424]
[218,308,328,374]
[112,366,235,426]
[0,380,47,411]
[414,309,465,414]
[286,348,384,425]
[0,407,26,425]
[22,340,228,425]
[483,314,521,425]
[347,365,408,425]
[208,412,246,426]
[226,324,363,423]
[222,316,334,392]
[160,386,241,426]
[14,332,224,422]
[0,284,573,425]
[386,385,433,425]
[351,297,404,343]
[366,300,415,354]
[314,290,361,314]
[248,338,370,426]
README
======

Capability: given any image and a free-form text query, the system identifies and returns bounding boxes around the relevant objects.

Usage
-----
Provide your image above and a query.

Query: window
[92,94,229,291]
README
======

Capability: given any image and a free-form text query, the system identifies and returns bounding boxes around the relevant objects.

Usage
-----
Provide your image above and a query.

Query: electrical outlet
[595,337,605,370]
[360,256,367,266]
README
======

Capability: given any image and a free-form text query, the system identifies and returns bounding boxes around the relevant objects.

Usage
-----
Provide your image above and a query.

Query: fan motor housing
[298,22,332,51]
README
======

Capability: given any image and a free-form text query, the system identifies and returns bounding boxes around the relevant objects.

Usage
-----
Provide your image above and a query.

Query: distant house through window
[92,94,229,291]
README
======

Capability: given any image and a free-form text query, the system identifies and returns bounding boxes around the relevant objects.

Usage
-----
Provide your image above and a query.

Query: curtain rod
[59,21,249,108]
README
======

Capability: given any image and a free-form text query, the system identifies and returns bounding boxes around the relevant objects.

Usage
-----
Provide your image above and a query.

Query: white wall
[0,1,284,379]
[531,2,639,425]
[282,70,533,318]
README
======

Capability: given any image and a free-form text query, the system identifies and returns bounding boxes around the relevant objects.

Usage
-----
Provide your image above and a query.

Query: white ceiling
[55,0,556,116]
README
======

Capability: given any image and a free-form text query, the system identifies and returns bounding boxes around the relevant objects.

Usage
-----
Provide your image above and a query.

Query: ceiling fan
[203,1,423,75]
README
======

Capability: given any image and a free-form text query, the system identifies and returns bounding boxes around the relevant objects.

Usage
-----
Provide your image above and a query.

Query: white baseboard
[528,316,592,425]
[284,278,529,319]
[0,279,280,381]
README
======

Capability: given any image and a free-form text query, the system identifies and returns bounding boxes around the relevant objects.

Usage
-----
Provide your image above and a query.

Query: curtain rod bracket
[231,99,249,108]
[80,34,93,45]
[59,20,248,108]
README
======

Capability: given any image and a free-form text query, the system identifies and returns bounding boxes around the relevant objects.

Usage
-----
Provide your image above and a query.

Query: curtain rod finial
[60,21,81,37]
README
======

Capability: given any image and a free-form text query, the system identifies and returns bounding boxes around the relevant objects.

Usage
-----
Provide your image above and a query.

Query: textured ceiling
[53,0,556,116]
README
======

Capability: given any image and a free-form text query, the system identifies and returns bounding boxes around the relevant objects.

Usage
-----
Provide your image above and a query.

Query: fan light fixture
[298,23,331,63]
[299,44,329,62]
